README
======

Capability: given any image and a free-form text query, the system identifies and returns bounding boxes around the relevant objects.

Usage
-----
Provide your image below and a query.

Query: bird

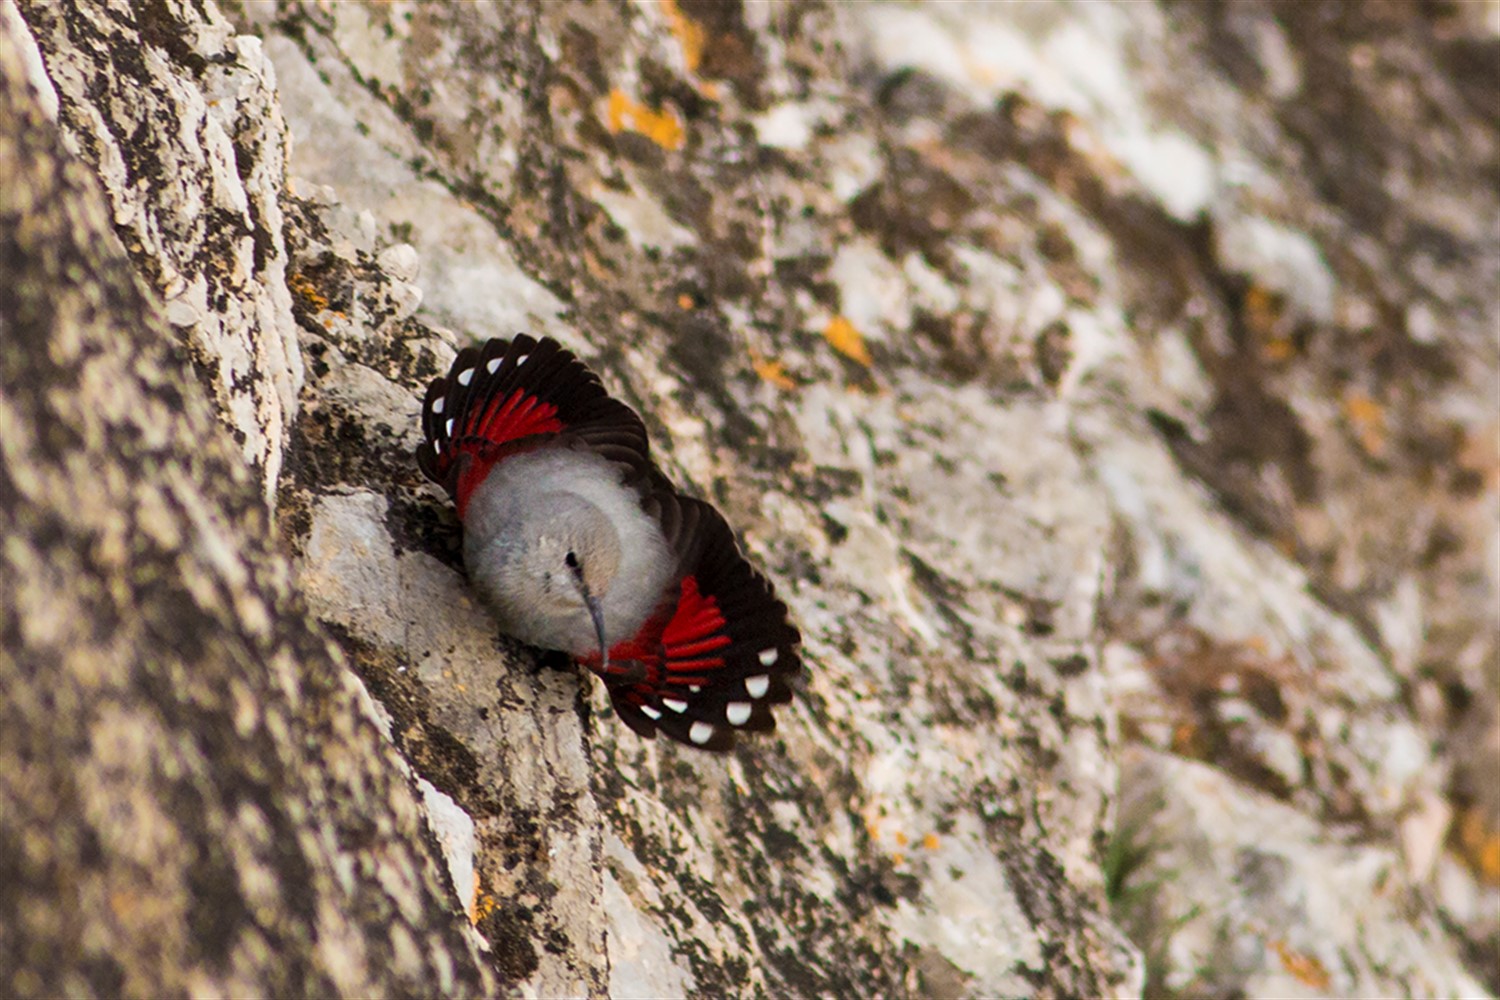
[415,334,801,751]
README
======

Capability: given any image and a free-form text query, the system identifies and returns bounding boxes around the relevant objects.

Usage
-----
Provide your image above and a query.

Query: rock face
[0,6,489,996]
[3,1,1496,997]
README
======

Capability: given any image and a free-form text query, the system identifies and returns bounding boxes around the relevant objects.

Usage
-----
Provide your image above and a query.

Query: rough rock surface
[21,0,303,502]
[0,5,490,995]
[5,0,1497,997]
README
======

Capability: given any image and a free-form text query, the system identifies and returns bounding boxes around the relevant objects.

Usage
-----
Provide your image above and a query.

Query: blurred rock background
[3,1,1495,996]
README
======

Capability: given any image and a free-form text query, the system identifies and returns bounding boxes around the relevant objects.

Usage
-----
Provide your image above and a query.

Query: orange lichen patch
[1170,721,1202,756]
[473,889,499,925]
[1262,337,1295,362]
[894,831,909,847]
[824,315,873,367]
[660,0,704,75]
[751,352,796,390]
[606,89,685,151]
[109,888,140,920]
[1241,286,1297,362]
[288,272,328,312]
[922,833,941,851]
[1342,392,1388,458]
[1455,806,1500,885]
[1271,940,1331,990]
[676,293,695,310]
[891,852,906,866]
[658,0,721,100]
[866,818,881,840]
[1242,285,1277,329]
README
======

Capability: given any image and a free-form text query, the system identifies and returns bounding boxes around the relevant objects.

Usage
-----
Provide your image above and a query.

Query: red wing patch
[475,388,564,445]
[593,498,802,753]
[416,335,652,515]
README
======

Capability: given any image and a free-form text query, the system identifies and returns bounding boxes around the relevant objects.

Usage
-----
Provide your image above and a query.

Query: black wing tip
[660,716,740,753]
[611,698,661,741]
[608,683,790,753]
[608,694,735,752]
[415,442,438,482]
[673,496,803,657]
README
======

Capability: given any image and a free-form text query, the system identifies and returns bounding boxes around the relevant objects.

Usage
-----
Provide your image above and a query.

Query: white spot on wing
[745,675,770,699]
[640,705,662,721]
[726,702,752,726]
[457,368,474,386]
[445,418,454,436]
[486,358,502,374]
[758,648,778,666]
[688,685,702,693]
[515,353,530,366]
[663,698,688,713]
[689,721,714,745]
[431,396,445,414]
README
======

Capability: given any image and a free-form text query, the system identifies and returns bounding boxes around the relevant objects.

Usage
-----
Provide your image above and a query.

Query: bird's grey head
[500,490,622,662]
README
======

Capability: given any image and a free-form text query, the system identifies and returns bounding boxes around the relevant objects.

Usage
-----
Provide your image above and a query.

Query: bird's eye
[564,551,579,570]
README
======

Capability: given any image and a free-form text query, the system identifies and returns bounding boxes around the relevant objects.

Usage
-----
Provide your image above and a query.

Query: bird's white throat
[462,448,674,657]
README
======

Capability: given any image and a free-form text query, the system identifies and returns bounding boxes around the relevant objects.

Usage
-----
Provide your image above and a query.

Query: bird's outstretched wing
[593,496,802,752]
[416,335,651,516]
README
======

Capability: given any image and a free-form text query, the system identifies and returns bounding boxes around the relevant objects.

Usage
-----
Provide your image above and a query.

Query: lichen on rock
[6,0,1497,997]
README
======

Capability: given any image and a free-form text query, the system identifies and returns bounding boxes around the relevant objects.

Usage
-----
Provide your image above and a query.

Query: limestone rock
[5,0,1496,996]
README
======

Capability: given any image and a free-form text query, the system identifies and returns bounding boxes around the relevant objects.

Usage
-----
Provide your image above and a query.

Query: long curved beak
[583,591,609,672]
